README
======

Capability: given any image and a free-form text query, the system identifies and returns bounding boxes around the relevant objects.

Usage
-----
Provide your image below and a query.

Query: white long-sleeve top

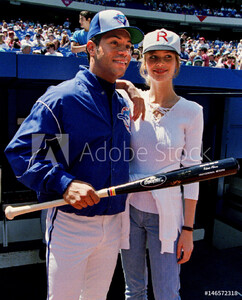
[120,90,204,254]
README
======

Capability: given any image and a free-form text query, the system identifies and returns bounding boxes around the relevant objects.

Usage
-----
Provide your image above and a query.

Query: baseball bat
[5,157,239,220]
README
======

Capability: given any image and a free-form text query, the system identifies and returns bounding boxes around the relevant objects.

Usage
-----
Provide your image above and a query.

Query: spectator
[42,24,48,37]
[222,50,230,59]
[32,33,45,48]
[1,29,8,43]
[193,55,203,66]
[47,27,54,38]
[208,52,217,67]
[6,30,15,47]
[186,51,196,66]
[186,38,194,50]
[12,36,21,50]
[238,53,242,70]
[214,52,221,64]
[53,39,63,54]
[237,39,242,53]
[196,37,209,50]
[45,42,63,56]
[45,32,55,45]
[224,54,236,69]
[180,43,189,65]
[33,28,45,42]
[26,24,35,35]
[222,40,230,50]
[21,33,33,47]
[63,18,71,29]
[181,31,188,44]
[216,56,227,68]
[186,45,193,55]
[20,43,32,54]
[0,33,9,51]
[71,10,95,56]
[199,47,209,67]
[2,21,8,31]
[131,48,142,61]
[55,30,62,41]
[60,34,71,48]
[214,44,220,54]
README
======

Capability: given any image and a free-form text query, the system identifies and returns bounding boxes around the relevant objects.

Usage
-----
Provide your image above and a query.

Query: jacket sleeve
[4,97,75,199]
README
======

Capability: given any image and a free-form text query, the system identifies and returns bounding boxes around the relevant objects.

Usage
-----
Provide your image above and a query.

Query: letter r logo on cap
[157,30,168,42]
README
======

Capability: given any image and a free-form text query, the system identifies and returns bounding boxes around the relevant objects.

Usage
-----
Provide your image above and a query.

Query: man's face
[88,29,132,83]
[79,16,91,31]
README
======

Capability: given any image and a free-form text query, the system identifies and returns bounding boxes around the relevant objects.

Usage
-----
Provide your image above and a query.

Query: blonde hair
[140,52,180,86]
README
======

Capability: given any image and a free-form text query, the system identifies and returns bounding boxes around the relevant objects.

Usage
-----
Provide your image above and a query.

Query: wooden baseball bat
[5,157,239,220]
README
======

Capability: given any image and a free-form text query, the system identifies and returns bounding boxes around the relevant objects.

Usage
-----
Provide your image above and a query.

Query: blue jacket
[5,66,131,216]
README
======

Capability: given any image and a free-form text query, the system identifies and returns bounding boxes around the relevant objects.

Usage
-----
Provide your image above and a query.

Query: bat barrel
[113,157,239,195]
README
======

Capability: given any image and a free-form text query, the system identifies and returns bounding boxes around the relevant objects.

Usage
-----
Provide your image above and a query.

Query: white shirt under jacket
[119,89,204,254]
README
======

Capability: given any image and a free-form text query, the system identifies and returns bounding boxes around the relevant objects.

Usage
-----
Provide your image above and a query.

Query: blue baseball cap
[87,10,144,45]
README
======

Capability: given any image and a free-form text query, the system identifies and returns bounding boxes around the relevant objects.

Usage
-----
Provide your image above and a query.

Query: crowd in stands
[75,0,242,18]
[131,33,242,70]
[0,19,72,57]
[0,18,242,70]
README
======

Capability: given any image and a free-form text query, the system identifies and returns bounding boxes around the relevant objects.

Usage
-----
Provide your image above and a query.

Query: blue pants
[121,205,181,300]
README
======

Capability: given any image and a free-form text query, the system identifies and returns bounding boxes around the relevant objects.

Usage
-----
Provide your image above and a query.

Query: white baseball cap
[87,10,144,45]
[143,29,181,55]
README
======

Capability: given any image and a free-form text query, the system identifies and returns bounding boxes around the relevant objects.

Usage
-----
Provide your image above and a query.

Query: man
[180,43,189,65]
[20,43,32,54]
[32,33,45,48]
[21,33,33,47]
[199,46,209,67]
[5,9,144,300]
[71,10,95,56]
[208,52,217,67]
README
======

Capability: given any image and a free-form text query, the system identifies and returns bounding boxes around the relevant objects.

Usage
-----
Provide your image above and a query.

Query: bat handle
[4,188,109,220]
[4,199,67,220]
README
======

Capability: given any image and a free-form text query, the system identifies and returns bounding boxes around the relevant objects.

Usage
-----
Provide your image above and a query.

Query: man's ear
[86,40,96,57]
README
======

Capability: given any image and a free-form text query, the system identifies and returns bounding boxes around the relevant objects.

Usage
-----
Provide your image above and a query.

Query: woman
[0,33,9,51]
[120,29,204,300]
[60,34,71,48]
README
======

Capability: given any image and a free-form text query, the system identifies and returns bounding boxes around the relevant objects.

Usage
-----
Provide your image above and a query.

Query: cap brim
[143,45,180,55]
[125,27,144,44]
[90,26,144,45]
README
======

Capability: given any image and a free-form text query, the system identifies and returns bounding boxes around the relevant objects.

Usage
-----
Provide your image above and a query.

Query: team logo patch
[113,14,127,26]
[117,107,131,134]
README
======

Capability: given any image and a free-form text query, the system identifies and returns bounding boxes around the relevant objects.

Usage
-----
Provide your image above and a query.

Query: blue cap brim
[89,26,144,45]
